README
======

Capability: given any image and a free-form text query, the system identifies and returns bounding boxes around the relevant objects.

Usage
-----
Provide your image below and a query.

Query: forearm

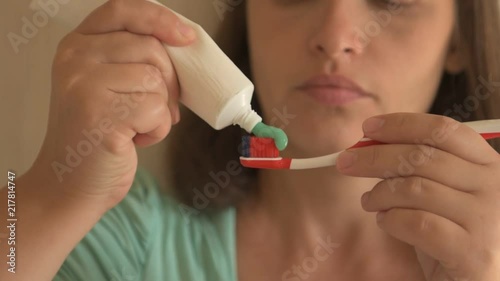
[0,170,109,281]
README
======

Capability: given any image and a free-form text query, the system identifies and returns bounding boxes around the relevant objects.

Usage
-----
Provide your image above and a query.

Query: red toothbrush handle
[349,132,500,149]
[349,139,385,149]
[482,132,500,140]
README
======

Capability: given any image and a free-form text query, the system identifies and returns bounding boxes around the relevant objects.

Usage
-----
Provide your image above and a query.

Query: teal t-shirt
[53,167,237,281]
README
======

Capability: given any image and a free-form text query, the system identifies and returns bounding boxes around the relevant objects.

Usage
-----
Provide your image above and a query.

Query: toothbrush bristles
[241,136,280,158]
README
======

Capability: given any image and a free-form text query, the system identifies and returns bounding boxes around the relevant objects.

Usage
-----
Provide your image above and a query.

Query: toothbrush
[240,119,500,170]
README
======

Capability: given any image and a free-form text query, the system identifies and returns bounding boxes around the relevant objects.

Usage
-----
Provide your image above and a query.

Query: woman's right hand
[32,0,195,209]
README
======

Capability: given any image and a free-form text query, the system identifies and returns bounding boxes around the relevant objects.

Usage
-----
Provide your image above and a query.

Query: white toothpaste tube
[149,0,262,133]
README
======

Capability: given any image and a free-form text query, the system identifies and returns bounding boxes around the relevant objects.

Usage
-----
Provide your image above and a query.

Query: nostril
[315,44,356,56]
[343,47,354,53]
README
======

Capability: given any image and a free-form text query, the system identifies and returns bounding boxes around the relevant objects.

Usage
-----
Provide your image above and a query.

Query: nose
[308,1,365,61]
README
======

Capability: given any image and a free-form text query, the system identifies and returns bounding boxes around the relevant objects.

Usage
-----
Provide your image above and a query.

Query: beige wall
[0,0,233,188]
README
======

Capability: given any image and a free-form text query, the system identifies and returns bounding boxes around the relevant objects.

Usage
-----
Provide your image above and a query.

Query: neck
[238,166,396,260]
[237,167,423,279]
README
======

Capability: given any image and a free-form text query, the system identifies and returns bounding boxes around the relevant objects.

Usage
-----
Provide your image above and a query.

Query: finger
[95,32,173,69]
[93,32,180,122]
[361,113,498,165]
[337,144,485,192]
[89,63,168,95]
[81,64,172,144]
[75,0,195,45]
[89,90,171,152]
[102,66,172,140]
[115,91,172,145]
[133,133,164,147]
[362,176,478,229]
[377,208,470,270]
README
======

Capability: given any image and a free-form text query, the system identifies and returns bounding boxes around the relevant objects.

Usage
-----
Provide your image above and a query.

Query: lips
[297,74,372,106]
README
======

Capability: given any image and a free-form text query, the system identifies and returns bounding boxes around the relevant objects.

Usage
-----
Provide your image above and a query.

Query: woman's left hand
[336,113,500,281]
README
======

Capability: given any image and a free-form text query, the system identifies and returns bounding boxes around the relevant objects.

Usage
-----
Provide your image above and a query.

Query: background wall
[0,0,239,188]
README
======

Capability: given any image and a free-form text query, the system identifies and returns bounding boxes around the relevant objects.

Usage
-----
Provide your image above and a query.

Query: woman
[2,0,499,280]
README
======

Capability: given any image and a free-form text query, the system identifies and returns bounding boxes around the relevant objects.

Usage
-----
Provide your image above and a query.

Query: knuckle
[395,113,411,128]
[148,94,168,116]
[148,65,163,78]
[404,176,424,197]
[56,33,73,52]
[146,37,172,70]
[53,54,93,95]
[106,0,125,17]
[55,34,80,65]
[104,131,131,155]
[60,73,88,95]
[367,146,382,166]
[436,115,457,127]
[434,115,459,136]
[415,144,437,165]
[385,177,405,193]
[143,66,165,90]
[54,33,97,68]
[150,6,174,30]
[414,213,433,234]
[55,47,78,66]
[158,101,170,118]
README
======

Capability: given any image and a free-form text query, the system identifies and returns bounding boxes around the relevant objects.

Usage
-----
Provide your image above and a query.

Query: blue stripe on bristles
[241,135,250,157]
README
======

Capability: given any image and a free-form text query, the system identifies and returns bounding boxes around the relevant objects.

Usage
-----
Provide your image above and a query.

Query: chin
[278,110,374,158]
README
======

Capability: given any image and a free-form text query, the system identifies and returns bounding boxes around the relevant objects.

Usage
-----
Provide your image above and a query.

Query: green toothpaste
[251,122,288,151]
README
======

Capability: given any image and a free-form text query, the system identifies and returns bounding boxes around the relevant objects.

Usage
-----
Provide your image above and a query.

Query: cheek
[248,16,298,117]
[370,16,454,112]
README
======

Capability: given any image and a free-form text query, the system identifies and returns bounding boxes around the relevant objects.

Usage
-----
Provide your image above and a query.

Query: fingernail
[337,151,357,169]
[376,211,385,222]
[363,117,385,133]
[176,21,195,39]
[361,192,370,205]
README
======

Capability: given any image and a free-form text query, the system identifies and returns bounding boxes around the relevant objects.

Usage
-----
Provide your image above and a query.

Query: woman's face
[247,0,458,157]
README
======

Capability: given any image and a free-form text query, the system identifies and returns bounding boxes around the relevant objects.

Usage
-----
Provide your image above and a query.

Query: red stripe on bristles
[249,137,279,158]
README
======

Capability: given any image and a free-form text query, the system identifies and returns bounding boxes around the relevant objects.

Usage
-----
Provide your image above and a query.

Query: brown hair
[166,1,500,210]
